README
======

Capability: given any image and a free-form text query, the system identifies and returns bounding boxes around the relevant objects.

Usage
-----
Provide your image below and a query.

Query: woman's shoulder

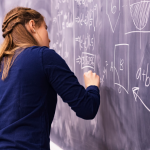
[23,46,55,58]
[37,46,66,67]
[22,46,65,67]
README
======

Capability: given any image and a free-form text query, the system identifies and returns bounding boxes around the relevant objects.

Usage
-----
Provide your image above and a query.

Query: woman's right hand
[83,70,100,89]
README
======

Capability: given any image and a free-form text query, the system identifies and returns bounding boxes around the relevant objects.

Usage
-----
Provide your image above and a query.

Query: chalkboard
[1,0,150,150]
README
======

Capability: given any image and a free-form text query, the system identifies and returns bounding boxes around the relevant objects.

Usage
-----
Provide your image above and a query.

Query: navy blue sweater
[0,46,100,150]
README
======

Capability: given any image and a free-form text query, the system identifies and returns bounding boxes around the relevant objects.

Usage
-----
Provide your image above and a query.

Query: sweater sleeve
[41,47,100,120]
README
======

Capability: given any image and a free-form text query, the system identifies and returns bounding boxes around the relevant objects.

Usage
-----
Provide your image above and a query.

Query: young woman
[0,7,100,150]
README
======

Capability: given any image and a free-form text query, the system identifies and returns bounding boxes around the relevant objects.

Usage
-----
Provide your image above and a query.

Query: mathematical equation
[136,63,150,87]
[54,0,70,10]
[75,4,97,31]
[100,44,129,94]
[76,52,96,70]
[53,10,73,32]
[75,33,95,51]
[75,0,94,7]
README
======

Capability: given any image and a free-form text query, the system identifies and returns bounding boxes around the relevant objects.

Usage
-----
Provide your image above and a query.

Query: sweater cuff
[86,85,100,93]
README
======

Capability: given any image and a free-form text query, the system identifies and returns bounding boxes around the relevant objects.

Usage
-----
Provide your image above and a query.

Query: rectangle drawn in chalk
[114,44,129,94]
[76,52,96,70]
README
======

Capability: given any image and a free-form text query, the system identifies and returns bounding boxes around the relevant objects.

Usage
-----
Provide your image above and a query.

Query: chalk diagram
[125,0,150,48]
[114,44,129,94]
[106,0,121,33]
[129,0,150,30]
[132,87,150,111]
[76,52,96,70]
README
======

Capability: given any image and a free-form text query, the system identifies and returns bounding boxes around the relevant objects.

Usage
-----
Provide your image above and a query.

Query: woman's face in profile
[36,21,50,48]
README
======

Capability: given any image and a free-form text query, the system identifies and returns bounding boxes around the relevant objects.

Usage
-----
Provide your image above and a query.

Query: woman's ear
[25,20,36,34]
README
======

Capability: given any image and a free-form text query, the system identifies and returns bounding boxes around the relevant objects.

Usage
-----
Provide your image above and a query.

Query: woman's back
[0,46,56,149]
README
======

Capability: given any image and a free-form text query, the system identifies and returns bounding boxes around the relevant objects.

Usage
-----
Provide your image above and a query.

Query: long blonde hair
[0,7,44,81]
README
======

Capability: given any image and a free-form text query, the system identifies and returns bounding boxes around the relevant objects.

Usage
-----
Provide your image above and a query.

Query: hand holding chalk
[83,70,100,89]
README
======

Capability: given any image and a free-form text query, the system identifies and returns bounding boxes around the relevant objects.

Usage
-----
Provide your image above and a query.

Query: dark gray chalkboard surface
[0,0,150,150]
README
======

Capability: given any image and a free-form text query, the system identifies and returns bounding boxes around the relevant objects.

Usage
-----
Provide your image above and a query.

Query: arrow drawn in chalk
[76,56,81,64]
[132,87,150,112]
[132,87,139,102]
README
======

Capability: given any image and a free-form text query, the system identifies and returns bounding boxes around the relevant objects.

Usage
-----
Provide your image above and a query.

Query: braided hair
[0,7,44,81]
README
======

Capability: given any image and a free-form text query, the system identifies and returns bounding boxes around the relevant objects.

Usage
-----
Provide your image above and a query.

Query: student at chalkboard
[0,7,100,150]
